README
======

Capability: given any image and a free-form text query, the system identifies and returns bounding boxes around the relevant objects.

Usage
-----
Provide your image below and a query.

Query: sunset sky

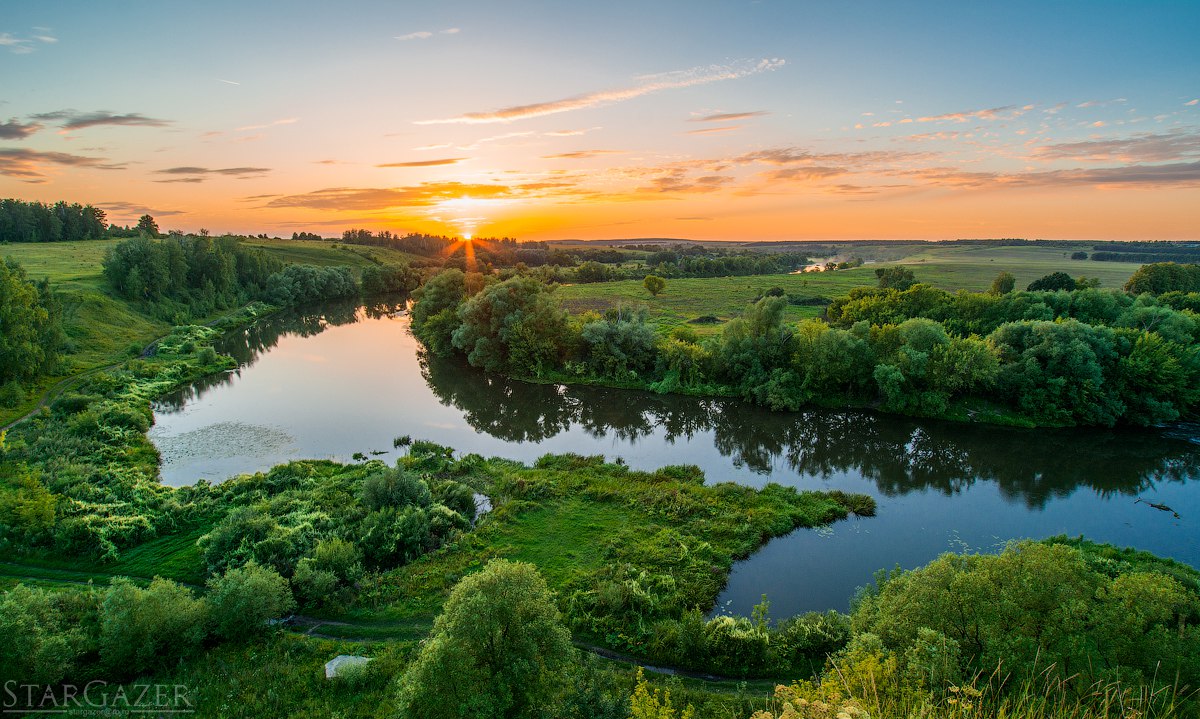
[2,1,1198,241]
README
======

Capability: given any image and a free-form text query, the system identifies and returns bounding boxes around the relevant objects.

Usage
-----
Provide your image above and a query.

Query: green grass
[555,244,1145,334]
[0,524,211,587]
[240,237,421,268]
[493,499,634,587]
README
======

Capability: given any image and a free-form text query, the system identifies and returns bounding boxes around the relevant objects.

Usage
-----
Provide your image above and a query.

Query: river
[148,300,1199,617]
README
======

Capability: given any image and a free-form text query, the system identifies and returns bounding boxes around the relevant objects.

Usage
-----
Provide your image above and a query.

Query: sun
[463,233,473,241]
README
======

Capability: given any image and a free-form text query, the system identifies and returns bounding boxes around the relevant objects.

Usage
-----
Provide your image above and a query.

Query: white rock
[324,655,372,679]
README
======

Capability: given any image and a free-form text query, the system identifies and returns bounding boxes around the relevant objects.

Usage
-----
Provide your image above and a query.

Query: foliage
[397,560,576,719]
[0,584,91,684]
[875,266,916,290]
[451,276,570,376]
[99,577,208,677]
[577,307,658,379]
[410,268,467,357]
[1125,262,1200,295]
[206,561,296,641]
[630,668,696,719]
[0,258,66,388]
[360,263,420,295]
[990,270,1015,294]
[0,198,108,243]
[102,234,282,318]
[264,263,358,306]
[1026,271,1077,291]
[644,274,667,296]
[850,540,1200,692]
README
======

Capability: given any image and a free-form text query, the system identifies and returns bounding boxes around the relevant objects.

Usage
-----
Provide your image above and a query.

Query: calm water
[150,301,1199,617]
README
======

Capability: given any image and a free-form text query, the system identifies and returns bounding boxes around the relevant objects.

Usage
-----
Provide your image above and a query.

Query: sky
[1,0,1198,241]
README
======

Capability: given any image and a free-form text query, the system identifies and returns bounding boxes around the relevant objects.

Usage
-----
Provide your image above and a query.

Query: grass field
[556,244,1147,333]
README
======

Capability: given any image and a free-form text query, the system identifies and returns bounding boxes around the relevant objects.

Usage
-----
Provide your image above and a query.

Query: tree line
[101,235,418,320]
[411,266,1200,427]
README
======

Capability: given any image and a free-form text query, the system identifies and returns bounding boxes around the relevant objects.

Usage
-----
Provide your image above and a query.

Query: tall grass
[756,658,1197,719]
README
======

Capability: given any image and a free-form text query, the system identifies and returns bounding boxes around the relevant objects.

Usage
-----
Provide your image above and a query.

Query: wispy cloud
[396,28,460,41]
[1032,130,1200,163]
[234,117,298,132]
[413,143,452,151]
[690,110,768,123]
[687,125,741,135]
[545,127,600,137]
[100,201,185,218]
[0,29,57,54]
[376,158,466,167]
[542,150,622,160]
[455,130,534,150]
[154,166,271,181]
[1187,99,1199,107]
[416,58,786,125]
[917,104,1033,123]
[265,182,518,210]
[0,118,42,140]
[216,78,241,86]
[0,147,125,180]
[897,161,1200,189]
[31,109,172,131]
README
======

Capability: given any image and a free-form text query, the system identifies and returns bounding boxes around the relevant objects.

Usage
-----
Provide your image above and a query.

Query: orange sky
[2,2,1198,240]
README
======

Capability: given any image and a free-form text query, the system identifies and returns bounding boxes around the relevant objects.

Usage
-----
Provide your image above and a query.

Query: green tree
[875,266,916,290]
[1026,271,1076,291]
[0,259,64,387]
[99,577,208,676]
[452,276,570,376]
[206,562,296,641]
[411,268,467,356]
[643,274,666,296]
[990,270,1016,294]
[0,585,88,684]
[135,214,159,237]
[397,560,575,719]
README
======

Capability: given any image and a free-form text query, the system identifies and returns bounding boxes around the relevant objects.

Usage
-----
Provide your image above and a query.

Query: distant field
[556,244,1146,333]
[240,237,422,267]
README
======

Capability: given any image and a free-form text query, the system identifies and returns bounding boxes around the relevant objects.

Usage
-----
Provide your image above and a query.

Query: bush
[99,577,209,677]
[360,467,432,510]
[397,560,575,719]
[206,562,296,641]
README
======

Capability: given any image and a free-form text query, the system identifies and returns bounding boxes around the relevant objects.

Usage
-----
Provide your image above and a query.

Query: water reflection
[420,350,1198,509]
[149,302,1197,616]
[160,301,1199,509]
[155,299,403,412]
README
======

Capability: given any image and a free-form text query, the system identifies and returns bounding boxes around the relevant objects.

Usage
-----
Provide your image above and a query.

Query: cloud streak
[0,29,57,54]
[32,110,172,131]
[396,28,460,40]
[416,59,785,125]
[376,158,466,167]
[0,118,42,140]
[542,150,622,160]
[154,166,271,181]
[690,110,768,123]
[917,104,1033,123]
[1033,130,1200,163]
[0,148,125,180]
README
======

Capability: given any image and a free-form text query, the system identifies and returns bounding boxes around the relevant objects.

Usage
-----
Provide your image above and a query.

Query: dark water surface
[150,301,1199,616]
